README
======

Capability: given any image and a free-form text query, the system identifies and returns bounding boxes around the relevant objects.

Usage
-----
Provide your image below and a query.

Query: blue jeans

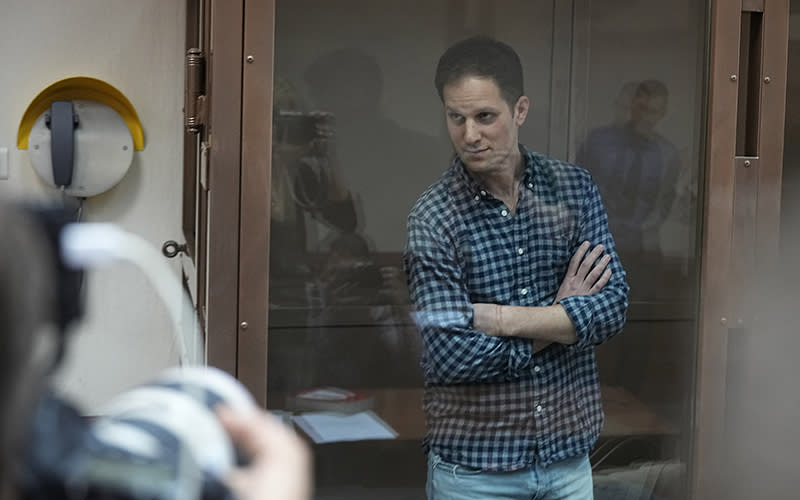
[426,452,594,500]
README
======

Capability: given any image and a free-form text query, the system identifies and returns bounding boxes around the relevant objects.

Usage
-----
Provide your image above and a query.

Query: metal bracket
[162,240,188,258]
[734,156,759,170]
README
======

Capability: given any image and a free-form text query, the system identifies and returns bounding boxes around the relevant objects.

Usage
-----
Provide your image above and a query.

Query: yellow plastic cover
[17,76,144,150]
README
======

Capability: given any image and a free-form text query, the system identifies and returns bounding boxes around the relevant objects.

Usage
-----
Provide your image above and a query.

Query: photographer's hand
[217,406,312,500]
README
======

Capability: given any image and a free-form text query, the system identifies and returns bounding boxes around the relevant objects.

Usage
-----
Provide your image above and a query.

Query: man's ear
[514,96,530,126]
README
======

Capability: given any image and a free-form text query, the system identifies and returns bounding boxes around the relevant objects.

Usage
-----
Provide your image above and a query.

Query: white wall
[0,0,198,412]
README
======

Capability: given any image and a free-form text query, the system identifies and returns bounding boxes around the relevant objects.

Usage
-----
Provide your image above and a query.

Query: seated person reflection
[577,80,681,288]
[270,78,357,307]
[403,37,629,500]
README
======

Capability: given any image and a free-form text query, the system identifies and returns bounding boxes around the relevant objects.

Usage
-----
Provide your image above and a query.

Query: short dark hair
[635,80,669,100]
[434,36,524,109]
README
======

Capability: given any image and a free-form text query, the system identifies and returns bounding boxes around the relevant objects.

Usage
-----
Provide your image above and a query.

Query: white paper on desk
[292,410,398,444]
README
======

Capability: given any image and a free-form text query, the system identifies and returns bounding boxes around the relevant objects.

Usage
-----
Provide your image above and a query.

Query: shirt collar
[452,144,537,200]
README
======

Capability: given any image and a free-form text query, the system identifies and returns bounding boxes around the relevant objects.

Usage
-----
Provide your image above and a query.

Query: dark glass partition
[265,2,708,498]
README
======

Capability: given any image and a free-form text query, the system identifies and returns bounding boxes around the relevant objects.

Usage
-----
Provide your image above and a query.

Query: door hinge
[185,48,207,134]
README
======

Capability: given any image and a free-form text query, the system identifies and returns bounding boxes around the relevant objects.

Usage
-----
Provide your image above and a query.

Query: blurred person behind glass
[577,80,682,297]
[270,77,357,308]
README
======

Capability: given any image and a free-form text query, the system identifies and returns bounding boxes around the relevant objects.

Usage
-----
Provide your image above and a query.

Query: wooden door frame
[203,0,245,376]
[184,0,269,401]
[692,1,789,498]
[200,2,793,495]
[184,0,272,402]
[237,0,275,406]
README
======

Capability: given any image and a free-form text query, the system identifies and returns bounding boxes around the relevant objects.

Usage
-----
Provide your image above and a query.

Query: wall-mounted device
[17,77,145,197]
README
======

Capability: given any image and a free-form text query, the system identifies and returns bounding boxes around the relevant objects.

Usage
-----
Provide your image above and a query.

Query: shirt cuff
[507,337,533,377]
[558,295,594,349]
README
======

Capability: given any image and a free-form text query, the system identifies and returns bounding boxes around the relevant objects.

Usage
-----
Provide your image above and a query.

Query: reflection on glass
[266,1,707,498]
[577,80,685,299]
[580,3,706,500]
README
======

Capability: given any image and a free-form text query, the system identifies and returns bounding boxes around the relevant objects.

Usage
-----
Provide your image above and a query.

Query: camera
[273,109,333,146]
[21,367,255,500]
[17,207,254,500]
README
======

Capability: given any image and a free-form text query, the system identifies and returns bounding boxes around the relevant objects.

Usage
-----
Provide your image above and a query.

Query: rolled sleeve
[404,216,532,384]
[559,176,629,349]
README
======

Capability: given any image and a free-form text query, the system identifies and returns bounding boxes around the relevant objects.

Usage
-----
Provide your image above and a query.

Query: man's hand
[554,241,611,304]
[217,406,312,500]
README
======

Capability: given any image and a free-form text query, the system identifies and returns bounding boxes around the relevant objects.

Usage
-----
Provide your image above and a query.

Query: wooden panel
[694,1,790,499]
[206,0,244,375]
[238,0,276,406]
[692,1,740,498]
[742,0,766,11]
[756,0,789,270]
[730,157,759,326]
[721,2,789,499]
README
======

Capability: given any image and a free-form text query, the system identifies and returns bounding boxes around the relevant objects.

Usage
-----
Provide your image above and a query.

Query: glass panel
[574,4,705,308]
[268,2,556,496]
[784,6,800,259]
[266,1,707,498]
[576,3,706,500]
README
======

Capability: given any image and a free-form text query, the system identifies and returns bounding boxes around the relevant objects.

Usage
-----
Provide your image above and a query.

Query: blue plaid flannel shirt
[403,146,629,471]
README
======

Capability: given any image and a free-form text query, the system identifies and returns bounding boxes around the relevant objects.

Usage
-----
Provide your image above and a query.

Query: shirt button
[501,209,508,217]
[480,190,487,196]
[536,405,543,412]
[528,183,534,189]
[474,194,480,201]
[534,365,541,373]
[517,248,524,255]
[520,288,528,296]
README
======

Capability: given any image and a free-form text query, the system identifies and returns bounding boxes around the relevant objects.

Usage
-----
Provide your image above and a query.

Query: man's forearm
[474,303,578,345]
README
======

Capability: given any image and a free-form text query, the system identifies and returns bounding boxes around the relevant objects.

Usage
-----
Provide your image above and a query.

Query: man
[403,37,629,499]
[0,201,311,500]
[577,80,681,272]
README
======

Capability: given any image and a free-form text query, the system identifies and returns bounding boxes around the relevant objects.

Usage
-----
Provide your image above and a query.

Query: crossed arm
[404,181,628,384]
[472,241,612,350]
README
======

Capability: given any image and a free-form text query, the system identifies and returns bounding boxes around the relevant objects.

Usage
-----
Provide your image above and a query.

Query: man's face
[630,94,667,131]
[442,76,529,176]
